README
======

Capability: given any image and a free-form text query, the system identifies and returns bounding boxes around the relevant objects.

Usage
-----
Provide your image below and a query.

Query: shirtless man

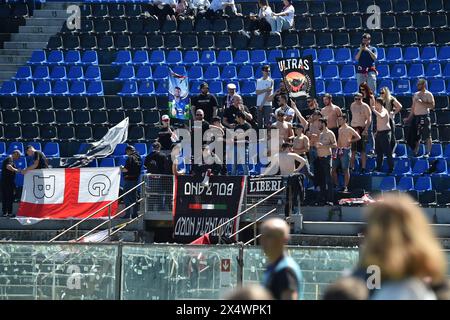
[320,93,343,141]
[403,79,435,157]
[350,93,372,173]
[273,110,294,147]
[332,115,361,192]
[371,98,393,173]
[305,110,322,179]
[316,118,337,205]
[292,124,309,158]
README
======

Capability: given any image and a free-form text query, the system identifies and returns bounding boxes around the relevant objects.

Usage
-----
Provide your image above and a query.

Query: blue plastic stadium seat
[238,65,254,79]
[376,48,385,62]
[429,79,446,94]
[316,80,325,95]
[343,80,358,95]
[284,49,300,58]
[116,65,135,80]
[100,158,115,167]
[377,64,390,78]
[47,51,64,65]
[81,50,98,65]
[426,63,442,77]
[0,142,6,157]
[397,176,414,191]
[340,65,355,79]
[267,49,283,64]
[190,80,202,95]
[133,50,149,65]
[438,46,450,62]
[325,80,343,95]
[386,47,402,62]
[33,66,50,81]
[187,66,202,80]
[313,65,322,79]
[322,65,339,79]
[234,50,250,64]
[43,142,60,158]
[443,64,450,79]
[334,48,351,64]
[112,50,132,65]
[414,176,432,191]
[52,80,69,96]
[14,66,32,80]
[17,81,34,96]
[250,50,267,64]
[34,81,51,95]
[155,81,168,95]
[408,64,425,78]
[379,176,396,191]
[203,65,220,80]
[183,51,199,65]
[28,50,46,65]
[394,144,407,158]
[240,80,256,95]
[135,66,153,81]
[393,158,411,175]
[390,64,407,78]
[119,81,138,96]
[208,80,223,95]
[138,81,155,95]
[302,49,317,62]
[134,143,148,156]
[50,66,67,80]
[69,80,86,96]
[403,47,420,62]
[166,50,182,65]
[200,50,217,65]
[318,49,334,63]
[65,50,81,65]
[85,66,101,81]
[86,81,103,96]
[394,79,411,95]
[27,142,41,152]
[153,65,169,79]
[378,79,394,93]
[270,65,282,79]
[421,47,437,61]
[113,143,127,156]
[67,66,84,80]
[412,159,429,176]
[430,144,443,159]
[7,142,24,155]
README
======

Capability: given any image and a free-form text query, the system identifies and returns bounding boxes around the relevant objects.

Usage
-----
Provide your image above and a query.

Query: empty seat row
[0,96,169,111]
[13,65,101,81]
[379,176,435,192]
[0,81,103,97]
[0,110,160,126]
[28,50,98,66]
[0,141,59,158]
[0,2,31,18]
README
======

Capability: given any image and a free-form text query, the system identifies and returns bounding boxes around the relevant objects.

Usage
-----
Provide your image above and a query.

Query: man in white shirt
[256,65,274,128]
[269,0,295,33]
[208,0,239,17]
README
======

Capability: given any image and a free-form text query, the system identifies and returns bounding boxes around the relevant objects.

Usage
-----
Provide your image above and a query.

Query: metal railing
[48,181,145,243]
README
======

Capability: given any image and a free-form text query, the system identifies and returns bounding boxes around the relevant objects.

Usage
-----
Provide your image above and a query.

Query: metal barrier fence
[143,175,288,219]
[0,242,367,300]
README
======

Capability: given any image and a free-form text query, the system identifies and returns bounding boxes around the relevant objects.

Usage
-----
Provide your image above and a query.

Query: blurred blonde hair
[360,193,447,285]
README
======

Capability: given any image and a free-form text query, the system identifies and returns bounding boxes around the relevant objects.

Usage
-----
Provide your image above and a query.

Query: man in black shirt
[22,145,48,174]
[144,142,170,174]
[157,115,177,153]
[223,94,253,129]
[1,150,21,217]
[231,112,251,175]
[191,82,218,123]
[120,145,142,219]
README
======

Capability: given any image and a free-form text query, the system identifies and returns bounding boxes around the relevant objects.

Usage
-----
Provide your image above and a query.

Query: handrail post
[108,204,112,240]
[253,209,257,246]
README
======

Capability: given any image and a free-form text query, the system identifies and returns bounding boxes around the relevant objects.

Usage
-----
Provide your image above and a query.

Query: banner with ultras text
[172,175,246,243]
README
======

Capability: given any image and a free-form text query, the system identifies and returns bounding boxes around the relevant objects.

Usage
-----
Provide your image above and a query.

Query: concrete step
[0,71,16,81]
[0,55,29,64]
[26,18,66,27]
[19,25,62,34]
[43,2,80,10]
[33,9,71,19]
[0,49,35,56]
[11,34,52,42]
[4,42,47,50]
[0,64,22,72]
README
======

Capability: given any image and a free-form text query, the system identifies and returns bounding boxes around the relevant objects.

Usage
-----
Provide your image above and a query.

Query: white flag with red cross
[17,167,121,220]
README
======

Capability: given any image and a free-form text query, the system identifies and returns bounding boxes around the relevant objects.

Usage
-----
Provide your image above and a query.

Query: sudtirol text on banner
[168,68,191,120]
[172,175,246,244]
[277,56,316,98]
[17,167,121,220]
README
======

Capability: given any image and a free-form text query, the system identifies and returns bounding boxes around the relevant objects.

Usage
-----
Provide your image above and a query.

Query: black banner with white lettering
[277,56,316,98]
[247,176,284,195]
[173,175,246,244]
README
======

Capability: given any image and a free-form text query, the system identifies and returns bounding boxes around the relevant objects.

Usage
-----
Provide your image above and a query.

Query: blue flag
[168,69,191,120]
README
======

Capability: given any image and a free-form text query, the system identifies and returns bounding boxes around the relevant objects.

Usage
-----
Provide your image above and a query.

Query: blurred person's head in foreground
[224,285,273,300]
[431,279,450,300]
[360,194,447,299]
[260,217,290,262]
[322,277,369,300]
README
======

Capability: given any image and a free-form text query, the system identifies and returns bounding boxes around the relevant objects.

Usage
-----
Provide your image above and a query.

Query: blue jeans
[123,180,138,219]
[269,16,291,32]
[356,72,377,93]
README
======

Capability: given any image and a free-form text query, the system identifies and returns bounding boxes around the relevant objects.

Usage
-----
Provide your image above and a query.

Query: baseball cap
[227,83,237,90]
[161,114,170,121]
[200,82,208,89]
[277,110,285,116]
[286,109,295,117]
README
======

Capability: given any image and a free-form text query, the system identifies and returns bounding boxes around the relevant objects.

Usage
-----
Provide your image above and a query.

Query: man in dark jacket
[1,150,21,217]
[120,145,142,218]
[144,142,170,174]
